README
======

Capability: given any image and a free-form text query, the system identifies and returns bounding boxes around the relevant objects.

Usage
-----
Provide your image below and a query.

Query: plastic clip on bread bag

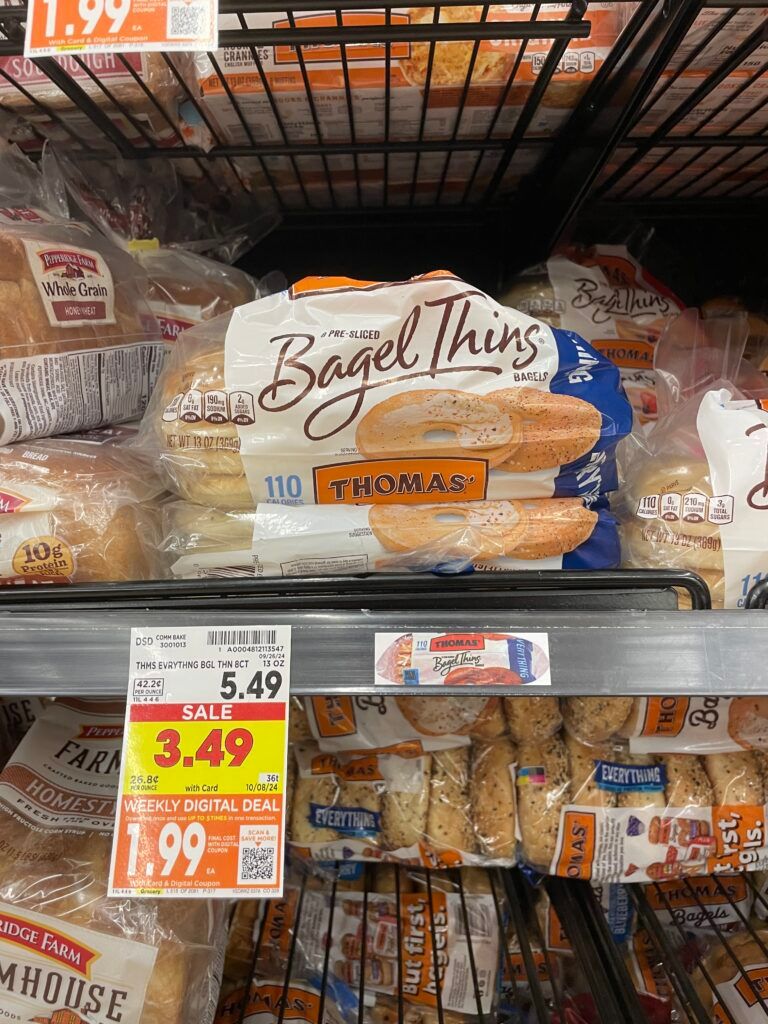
[520,719,768,884]
[0,699,227,1024]
[138,272,633,510]
[501,242,685,426]
[617,309,768,608]
[0,434,164,584]
[45,144,263,344]
[0,149,164,444]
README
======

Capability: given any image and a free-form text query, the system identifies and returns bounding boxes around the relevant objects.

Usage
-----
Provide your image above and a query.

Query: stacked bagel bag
[138,270,632,578]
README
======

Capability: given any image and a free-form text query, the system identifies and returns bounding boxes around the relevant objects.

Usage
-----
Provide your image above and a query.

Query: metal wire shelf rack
[220,860,768,1024]
[0,0,764,256]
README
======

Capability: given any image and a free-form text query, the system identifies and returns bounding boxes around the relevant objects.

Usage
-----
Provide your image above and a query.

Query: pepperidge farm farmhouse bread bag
[140,272,632,509]
[0,699,226,1024]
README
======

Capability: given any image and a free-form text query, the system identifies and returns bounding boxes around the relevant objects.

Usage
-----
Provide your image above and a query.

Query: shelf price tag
[24,0,217,58]
[109,624,290,899]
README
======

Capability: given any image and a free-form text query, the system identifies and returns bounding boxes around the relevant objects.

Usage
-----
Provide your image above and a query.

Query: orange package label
[639,697,690,739]
[555,810,597,880]
[308,696,357,739]
[313,457,488,505]
[591,339,656,370]
[708,804,767,874]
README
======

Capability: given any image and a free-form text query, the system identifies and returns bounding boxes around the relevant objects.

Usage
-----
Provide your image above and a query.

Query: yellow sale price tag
[109,625,290,899]
[25,0,217,57]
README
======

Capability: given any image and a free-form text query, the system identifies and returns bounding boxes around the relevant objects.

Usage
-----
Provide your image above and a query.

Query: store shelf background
[0,0,766,283]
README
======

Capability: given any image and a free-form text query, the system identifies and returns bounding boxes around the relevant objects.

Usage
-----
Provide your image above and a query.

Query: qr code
[239,844,276,884]
[167,1,208,39]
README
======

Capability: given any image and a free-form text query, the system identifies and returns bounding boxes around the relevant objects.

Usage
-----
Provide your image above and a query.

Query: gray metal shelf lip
[1,608,766,697]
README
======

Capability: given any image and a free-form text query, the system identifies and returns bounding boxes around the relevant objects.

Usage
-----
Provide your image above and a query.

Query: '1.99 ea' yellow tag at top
[109,624,290,899]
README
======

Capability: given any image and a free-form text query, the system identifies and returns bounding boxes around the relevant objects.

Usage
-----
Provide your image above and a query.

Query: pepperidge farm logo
[24,239,116,327]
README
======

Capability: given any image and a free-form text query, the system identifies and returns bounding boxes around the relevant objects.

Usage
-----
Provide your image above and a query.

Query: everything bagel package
[161,496,620,579]
[288,737,516,868]
[302,693,551,753]
[137,272,633,510]
[617,311,768,608]
[502,244,685,426]
[584,697,768,756]
[0,433,164,584]
[0,146,164,444]
[0,699,227,1024]
[516,720,768,884]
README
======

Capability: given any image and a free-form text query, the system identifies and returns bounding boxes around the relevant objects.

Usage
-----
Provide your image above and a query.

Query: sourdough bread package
[0,148,164,443]
[0,699,227,1024]
[0,433,164,584]
[0,52,196,150]
[162,496,620,579]
[289,738,516,867]
[617,312,768,608]
[138,272,632,510]
[518,722,768,884]
[502,244,685,426]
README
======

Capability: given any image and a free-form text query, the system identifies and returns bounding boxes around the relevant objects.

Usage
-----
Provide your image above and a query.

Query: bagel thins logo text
[23,239,116,328]
[313,457,487,504]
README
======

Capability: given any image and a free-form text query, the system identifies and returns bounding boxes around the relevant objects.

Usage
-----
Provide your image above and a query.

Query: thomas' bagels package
[138,272,632,510]
[502,244,685,426]
[617,311,768,608]
[0,699,226,1024]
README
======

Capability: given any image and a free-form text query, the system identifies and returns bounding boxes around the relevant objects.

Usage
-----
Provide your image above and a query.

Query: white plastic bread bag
[138,271,632,510]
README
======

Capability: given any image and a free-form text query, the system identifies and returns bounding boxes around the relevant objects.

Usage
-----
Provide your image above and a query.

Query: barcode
[239,844,276,883]
[207,629,277,646]
[167,0,208,39]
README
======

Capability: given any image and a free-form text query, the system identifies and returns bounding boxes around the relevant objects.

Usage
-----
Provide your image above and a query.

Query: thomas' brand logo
[259,288,543,440]
[37,249,100,275]
[309,752,384,782]
[0,911,98,976]
[0,490,29,513]
[429,634,485,652]
[313,458,487,505]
